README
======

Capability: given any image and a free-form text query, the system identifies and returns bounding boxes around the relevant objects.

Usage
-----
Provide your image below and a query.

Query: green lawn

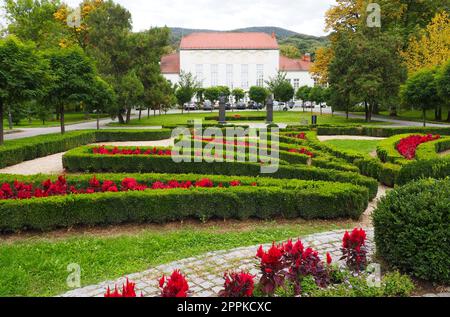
[352,106,450,125]
[2,113,109,128]
[323,139,381,155]
[108,111,389,127]
[0,220,355,297]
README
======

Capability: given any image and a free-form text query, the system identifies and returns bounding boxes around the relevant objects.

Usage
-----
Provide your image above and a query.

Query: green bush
[355,158,401,187]
[204,115,266,122]
[373,179,450,284]
[397,157,450,185]
[317,126,450,137]
[62,146,379,199]
[415,137,450,160]
[0,129,172,168]
[376,134,410,164]
[0,173,369,232]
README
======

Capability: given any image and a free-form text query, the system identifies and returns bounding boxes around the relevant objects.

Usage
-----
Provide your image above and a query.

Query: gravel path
[0,139,175,175]
[439,149,450,157]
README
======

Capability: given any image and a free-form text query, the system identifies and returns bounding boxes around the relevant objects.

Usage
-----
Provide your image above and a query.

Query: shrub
[62,146,378,199]
[341,228,368,272]
[0,129,172,168]
[0,173,370,232]
[397,157,450,185]
[373,179,450,283]
[415,137,450,160]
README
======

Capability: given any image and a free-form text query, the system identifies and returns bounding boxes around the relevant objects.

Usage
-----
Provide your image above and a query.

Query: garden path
[317,135,387,141]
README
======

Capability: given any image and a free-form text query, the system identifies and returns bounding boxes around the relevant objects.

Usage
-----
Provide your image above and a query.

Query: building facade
[160,32,314,92]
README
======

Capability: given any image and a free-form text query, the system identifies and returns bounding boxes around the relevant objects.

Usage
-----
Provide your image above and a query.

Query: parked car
[184,102,197,111]
[225,102,232,110]
[203,100,213,111]
[302,102,315,109]
[248,101,264,110]
[235,102,247,110]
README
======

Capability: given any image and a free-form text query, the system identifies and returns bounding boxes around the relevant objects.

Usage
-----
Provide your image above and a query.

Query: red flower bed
[194,136,250,147]
[92,146,172,156]
[288,148,314,157]
[396,134,440,160]
[104,279,139,297]
[0,176,247,201]
[288,132,307,140]
[219,271,255,297]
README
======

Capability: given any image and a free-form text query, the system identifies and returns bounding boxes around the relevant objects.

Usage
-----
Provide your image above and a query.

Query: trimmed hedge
[62,146,378,199]
[0,173,370,232]
[204,115,266,122]
[373,179,450,283]
[415,137,450,160]
[0,129,172,169]
[376,134,411,164]
[317,126,450,137]
[397,157,450,185]
[354,158,401,187]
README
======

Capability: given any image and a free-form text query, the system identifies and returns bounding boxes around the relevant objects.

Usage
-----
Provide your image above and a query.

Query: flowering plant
[341,228,367,272]
[288,148,314,157]
[93,146,172,156]
[219,271,255,297]
[396,134,440,160]
[289,132,307,140]
[104,279,138,297]
[159,270,189,297]
[256,243,286,295]
[0,176,247,201]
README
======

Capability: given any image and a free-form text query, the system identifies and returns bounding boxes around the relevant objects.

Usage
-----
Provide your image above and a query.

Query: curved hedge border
[373,178,450,283]
[204,115,266,122]
[376,134,411,165]
[316,126,450,137]
[0,129,172,169]
[415,137,450,160]
[62,146,378,199]
[0,173,370,232]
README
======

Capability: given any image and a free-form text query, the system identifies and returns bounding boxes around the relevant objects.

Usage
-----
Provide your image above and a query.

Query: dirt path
[438,149,450,157]
[0,139,175,175]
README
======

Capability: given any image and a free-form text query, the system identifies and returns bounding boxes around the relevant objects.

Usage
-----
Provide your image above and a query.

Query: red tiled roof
[279,55,312,72]
[160,53,180,74]
[180,32,279,50]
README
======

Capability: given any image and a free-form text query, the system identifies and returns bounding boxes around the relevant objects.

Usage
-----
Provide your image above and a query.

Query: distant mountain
[169,26,329,55]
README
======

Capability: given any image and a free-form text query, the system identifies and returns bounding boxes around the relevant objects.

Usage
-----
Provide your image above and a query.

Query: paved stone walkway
[60,229,375,297]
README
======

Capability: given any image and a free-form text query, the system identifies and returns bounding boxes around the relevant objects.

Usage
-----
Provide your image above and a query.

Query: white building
[160,32,314,91]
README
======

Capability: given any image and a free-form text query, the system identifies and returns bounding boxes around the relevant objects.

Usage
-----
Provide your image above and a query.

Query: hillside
[169,26,329,55]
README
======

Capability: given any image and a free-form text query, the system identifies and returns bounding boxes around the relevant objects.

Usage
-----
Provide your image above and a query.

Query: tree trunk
[7,104,13,130]
[423,109,427,127]
[0,99,4,145]
[364,101,369,122]
[96,112,100,130]
[389,105,397,117]
[139,109,142,120]
[447,110,450,122]
[147,108,150,118]
[435,106,442,121]
[118,113,125,124]
[60,105,65,135]
[126,108,131,124]
[320,103,323,115]
[372,103,379,115]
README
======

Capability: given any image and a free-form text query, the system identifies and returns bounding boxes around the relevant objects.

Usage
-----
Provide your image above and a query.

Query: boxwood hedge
[62,146,378,199]
[0,129,172,169]
[316,126,450,137]
[373,178,450,283]
[0,173,370,232]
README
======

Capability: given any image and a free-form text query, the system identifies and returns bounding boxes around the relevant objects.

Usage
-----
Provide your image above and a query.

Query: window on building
[294,79,300,89]
[226,64,234,89]
[241,64,249,89]
[196,64,204,87]
[256,64,264,87]
[211,64,218,86]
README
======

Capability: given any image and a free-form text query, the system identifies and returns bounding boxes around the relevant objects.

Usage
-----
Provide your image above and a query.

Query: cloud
[63,0,336,36]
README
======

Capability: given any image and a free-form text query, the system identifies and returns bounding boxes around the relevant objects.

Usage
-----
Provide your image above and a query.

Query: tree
[436,60,450,122]
[217,86,231,99]
[310,47,334,85]
[196,88,205,103]
[115,70,144,124]
[401,68,441,127]
[44,46,96,134]
[280,44,301,58]
[204,87,221,103]
[249,86,269,105]
[232,88,245,102]
[3,0,65,49]
[402,11,450,75]
[309,86,327,115]
[175,71,199,114]
[295,86,312,112]
[265,72,294,102]
[86,76,116,129]
[0,36,49,144]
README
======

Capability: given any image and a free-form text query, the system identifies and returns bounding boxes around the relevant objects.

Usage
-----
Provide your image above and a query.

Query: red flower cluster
[396,134,440,160]
[288,148,314,157]
[159,270,189,297]
[92,146,172,156]
[104,279,139,297]
[0,176,247,201]
[194,136,250,148]
[341,228,367,272]
[256,240,329,295]
[219,271,255,297]
[290,132,307,140]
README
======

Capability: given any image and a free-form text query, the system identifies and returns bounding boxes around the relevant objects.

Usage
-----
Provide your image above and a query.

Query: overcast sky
[60,0,336,36]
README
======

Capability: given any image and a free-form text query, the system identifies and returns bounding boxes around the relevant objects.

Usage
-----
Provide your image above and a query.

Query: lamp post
[266,94,274,124]
[218,93,227,125]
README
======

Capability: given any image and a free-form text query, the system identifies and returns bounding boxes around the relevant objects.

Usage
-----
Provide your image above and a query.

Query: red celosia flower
[327,253,332,265]
[104,279,138,297]
[159,270,189,298]
[341,228,367,272]
[92,146,172,157]
[219,271,255,297]
[396,134,440,160]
